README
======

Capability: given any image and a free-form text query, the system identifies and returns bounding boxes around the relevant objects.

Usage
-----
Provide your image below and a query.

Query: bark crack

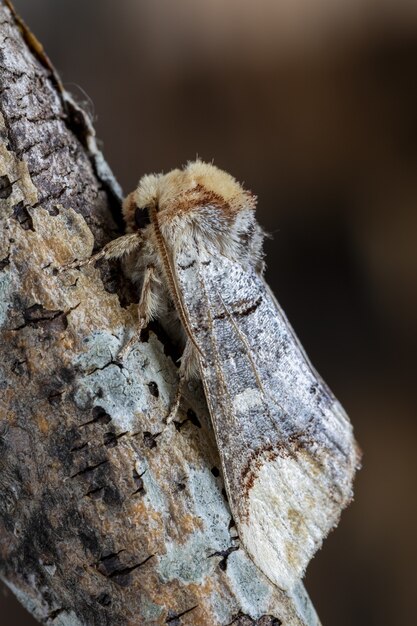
[70,459,109,479]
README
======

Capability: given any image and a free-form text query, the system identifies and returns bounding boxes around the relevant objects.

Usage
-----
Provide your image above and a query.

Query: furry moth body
[71,161,359,592]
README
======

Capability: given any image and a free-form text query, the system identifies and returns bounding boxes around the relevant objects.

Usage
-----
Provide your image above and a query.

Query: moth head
[124,160,257,237]
[123,161,264,270]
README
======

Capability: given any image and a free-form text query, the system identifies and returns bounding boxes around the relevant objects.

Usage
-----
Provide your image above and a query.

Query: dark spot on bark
[103,432,117,448]
[96,551,125,577]
[70,441,88,453]
[110,572,131,588]
[59,366,76,384]
[139,326,150,343]
[47,608,66,620]
[71,459,109,479]
[132,468,144,488]
[48,426,83,471]
[114,272,138,310]
[96,593,112,607]
[147,319,182,364]
[80,406,112,427]
[166,605,198,624]
[96,553,154,587]
[85,485,104,499]
[227,613,255,626]
[0,254,10,270]
[211,466,220,477]
[132,468,146,495]
[48,205,60,216]
[147,380,159,398]
[143,431,160,449]
[176,482,186,492]
[310,383,318,395]
[96,387,104,398]
[103,484,124,507]
[44,379,66,403]
[11,358,28,376]
[47,389,64,406]
[257,617,282,626]
[186,408,201,428]
[78,527,101,556]
[103,430,128,448]
[19,502,59,569]
[209,546,239,571]
[132,484,146,497]
[12,201,34,230]
[49,314,68,334]
[20,303,65,328]
[0,174,13,198]
[99,261,121,295]
[173,408,202,431]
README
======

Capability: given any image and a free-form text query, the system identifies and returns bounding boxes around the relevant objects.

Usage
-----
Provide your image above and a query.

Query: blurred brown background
[2,1,417,624]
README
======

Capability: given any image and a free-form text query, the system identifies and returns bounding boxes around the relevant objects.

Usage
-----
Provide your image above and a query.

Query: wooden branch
[0,3,322,624]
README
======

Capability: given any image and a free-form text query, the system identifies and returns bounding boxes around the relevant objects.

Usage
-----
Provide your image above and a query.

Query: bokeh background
[2,1,417,624]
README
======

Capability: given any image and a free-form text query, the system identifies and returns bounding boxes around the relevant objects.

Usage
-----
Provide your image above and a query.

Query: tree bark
[0,3,321,625]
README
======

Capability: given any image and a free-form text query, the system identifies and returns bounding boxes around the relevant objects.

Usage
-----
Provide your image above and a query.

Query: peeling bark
[0,3,322,625]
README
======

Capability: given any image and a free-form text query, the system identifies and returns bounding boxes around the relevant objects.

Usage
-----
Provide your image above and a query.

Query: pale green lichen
[225,550,273,618]
[157,533,213,584]
[287,582,321,626]
[207,587,237,626]
[142,465,169,518]
[73,331,177,432]
[187,466,231,546]
[157,467,232,584]
[140,595,165,622]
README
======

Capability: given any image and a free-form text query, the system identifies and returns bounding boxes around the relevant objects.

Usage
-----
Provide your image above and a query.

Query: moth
[65,161,360,591]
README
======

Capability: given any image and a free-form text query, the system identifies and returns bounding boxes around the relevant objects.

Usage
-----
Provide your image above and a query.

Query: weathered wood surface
[0,3,321,624]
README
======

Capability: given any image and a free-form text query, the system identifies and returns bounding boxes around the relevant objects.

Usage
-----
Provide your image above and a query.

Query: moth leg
[58,232,143,271]
[166,339,198,424]
[117,264,158,361]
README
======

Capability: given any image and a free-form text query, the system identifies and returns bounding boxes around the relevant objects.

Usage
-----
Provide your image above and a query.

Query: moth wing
[175,247,359,591]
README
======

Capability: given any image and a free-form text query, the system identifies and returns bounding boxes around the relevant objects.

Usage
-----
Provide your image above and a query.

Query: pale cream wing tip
[239,445,357,591]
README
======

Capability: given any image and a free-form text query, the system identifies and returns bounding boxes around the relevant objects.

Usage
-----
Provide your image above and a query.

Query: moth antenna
[197,272,235,424]
[150,206,204,358]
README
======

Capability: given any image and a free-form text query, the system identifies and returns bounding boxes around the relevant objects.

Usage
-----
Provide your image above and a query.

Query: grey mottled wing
[175,248,359,591]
